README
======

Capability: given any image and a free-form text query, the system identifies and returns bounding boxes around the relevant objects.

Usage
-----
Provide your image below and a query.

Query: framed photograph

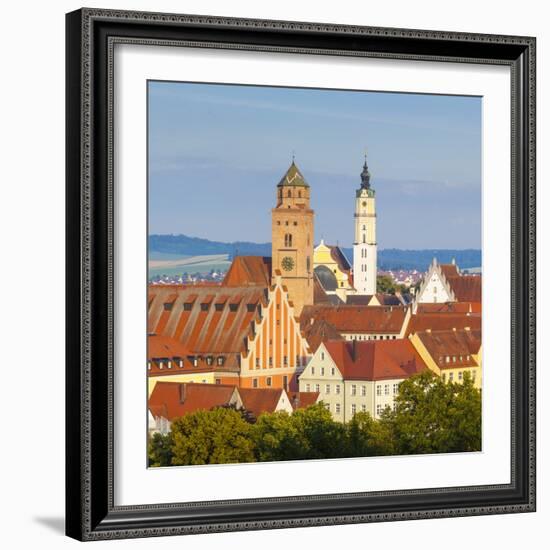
[66,8,536,541]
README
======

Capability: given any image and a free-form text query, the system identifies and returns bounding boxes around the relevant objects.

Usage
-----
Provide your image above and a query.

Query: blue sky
[148,81,481,249]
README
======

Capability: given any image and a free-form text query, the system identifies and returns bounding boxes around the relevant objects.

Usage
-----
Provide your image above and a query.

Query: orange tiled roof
[323,339,427,381]
[447,275,482,302]
[415,329,481,370]
[288,391,320,410]
[302,318,343,352]
[406,313,481,336]
[300,305,408,334]
[416,302,478,314]
[238,387,285,418]
[148,284,266,367]
[148,382,238,420]
[223,256,272,287]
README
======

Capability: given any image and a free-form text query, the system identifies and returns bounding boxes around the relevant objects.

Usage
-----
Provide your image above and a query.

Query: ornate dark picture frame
[66,8,536,541]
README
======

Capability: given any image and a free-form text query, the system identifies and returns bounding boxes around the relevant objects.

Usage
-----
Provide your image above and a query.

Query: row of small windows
[148,355,225,370]
[280,189,304,199]
[255,355,301,369]
[252,375,289,389]
[163,302,257,313]
[376,383,400,396]
[439,354,472,364]
[442,370,477,382]
[345,334,398,341]
[276,220,299,226]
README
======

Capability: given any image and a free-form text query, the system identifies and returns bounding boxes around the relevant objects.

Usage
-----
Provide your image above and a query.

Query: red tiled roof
[288,391,320,410]
[323,339,427,381]
[415,329,481,369]
[302,318,343,352]
[223,256,272,287]
[440,264,460,279]
[148,382,237,420]
[416,302,476,314]
[300,305,408,334]
[148,334,190,359]
[406,313,481,336]
[238,387,285,418]
[148,284,266,367]
[447,275,482,302]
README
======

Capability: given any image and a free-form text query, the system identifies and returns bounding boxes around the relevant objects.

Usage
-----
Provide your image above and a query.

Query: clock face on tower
[281,256,295,271]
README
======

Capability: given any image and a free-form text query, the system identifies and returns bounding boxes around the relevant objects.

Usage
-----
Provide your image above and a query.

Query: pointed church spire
[360,150,371,189]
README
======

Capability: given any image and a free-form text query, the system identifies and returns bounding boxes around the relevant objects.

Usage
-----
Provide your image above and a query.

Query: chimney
[351,338,357,362]
[179,383,187,403]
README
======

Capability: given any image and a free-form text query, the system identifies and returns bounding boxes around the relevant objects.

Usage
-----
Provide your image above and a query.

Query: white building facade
[353,155,377,295]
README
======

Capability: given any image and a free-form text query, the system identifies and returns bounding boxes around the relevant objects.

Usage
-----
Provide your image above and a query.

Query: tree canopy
[148,372,482,466]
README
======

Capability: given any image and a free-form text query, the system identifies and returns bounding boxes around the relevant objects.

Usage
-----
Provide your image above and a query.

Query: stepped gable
[415,329,481,369]
[300,304,408,335]
[324,339,427,381]
[148,382,238,421]
[148,284,266,366]
[223,255,272,287]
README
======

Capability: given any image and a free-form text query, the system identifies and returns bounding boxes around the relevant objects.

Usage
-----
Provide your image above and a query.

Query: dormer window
[179,359,184,368]
[206,356,214,366]
[200,303,209,311]
[183,302,193,311]
[147,361,151,371]
[217,357,224,366]
[192,357,198,367]
[167,360,172,369]
[163,302,173,311]
[158,361,164,369]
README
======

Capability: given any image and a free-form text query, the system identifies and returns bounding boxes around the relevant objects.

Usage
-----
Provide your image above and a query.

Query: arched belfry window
[287,189,292,198]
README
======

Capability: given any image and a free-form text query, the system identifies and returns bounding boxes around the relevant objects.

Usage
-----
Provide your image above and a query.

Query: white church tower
[353,153,377,295]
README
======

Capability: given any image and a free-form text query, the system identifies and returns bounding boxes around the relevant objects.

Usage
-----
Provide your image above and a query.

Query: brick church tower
[271,160,314,317]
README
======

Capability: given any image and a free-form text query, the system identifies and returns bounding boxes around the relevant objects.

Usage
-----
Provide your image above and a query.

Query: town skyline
[148,81,482,249]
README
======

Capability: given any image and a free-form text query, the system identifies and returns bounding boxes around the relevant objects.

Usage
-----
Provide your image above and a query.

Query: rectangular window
[255,358,260,368]
[320,367,325,376]
[331,367,335,375]
[361,404,367,413]
[458,371,463,380]
[253,378,258,388]
[311,367,315,375]
[324,403,330,411]
[393,383,399,394]
[269,357,273,367]
[335,403,341,414]
[442,373,447,382]
[325,384,330,394]
[361,385,366,396]
[266,377,272,387]
[449,372,454,382]
[351,404,357,416]
[384,384,389,395]
[335,385,340,395]
[283,355,288,365]
[306,384,311,392]
[351,385,357,396]
[376,385,382,396]
[376,404,382,416]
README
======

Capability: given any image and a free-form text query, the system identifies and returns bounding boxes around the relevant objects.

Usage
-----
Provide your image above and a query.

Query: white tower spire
[353,153,377,295]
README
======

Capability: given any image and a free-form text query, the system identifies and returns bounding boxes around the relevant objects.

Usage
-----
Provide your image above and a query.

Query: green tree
[170,407,256,465]
[390,370,481,455]
[252,403,347,461]
[376,274,396,294]
[346,411,396,457]
[252,410,306,461]
[148,432,174,467]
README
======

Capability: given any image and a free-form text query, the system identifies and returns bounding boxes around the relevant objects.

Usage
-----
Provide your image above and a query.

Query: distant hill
[149,234,481,271]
